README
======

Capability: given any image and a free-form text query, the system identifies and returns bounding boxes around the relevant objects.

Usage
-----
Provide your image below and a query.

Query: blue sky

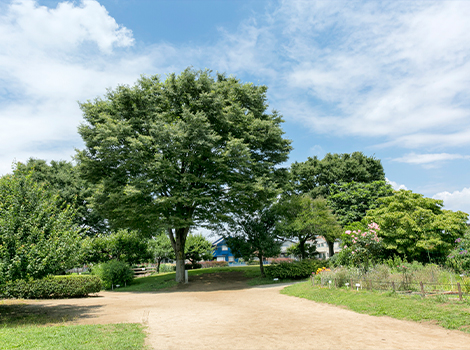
[1,0,470,216]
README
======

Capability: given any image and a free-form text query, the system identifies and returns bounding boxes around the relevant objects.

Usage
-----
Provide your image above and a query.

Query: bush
[185,263,202,270]
[92,260,134,290]
[0,275,101,299]
[268,258,294,264]
[200,261,228,268]
[159,263,176,273]
[265,259,322,279]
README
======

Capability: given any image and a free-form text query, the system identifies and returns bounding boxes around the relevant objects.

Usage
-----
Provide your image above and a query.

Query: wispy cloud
[393,153,470,165]
[433,188,470,215]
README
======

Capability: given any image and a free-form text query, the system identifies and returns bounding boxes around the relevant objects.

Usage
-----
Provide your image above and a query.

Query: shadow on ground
[0,302,104,327]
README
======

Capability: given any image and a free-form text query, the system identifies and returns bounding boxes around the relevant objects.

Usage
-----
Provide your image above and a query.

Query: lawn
[115,265,295,292]
[282,282,470,333]
[0,301,148,350]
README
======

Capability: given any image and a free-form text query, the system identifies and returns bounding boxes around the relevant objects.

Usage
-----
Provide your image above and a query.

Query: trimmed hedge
[185,263,202,270]
[265,259,323,279]
[0,275,102,299]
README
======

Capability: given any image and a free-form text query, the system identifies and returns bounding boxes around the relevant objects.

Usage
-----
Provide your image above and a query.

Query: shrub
[265,259,322,279]
[0,275,101,299]
[200,261,229,268]
[92,260,134,289]
[159,263,176,273]
[268,258,294,264]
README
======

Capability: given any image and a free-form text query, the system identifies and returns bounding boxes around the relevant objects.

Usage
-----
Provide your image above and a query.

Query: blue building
[212,237,239,263]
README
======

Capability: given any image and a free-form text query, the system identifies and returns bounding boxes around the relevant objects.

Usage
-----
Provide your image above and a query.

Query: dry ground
[3,273,470,350]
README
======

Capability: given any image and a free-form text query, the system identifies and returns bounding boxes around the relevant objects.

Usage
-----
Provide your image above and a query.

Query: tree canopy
[365,190,468,263]
[77,68,291,282]
[328,180,393,227]
[184,233,214,267]
[0,173,82,284]
[290,152,385,198]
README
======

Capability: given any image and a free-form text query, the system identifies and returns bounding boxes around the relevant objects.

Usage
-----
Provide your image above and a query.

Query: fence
[312,276,468,301]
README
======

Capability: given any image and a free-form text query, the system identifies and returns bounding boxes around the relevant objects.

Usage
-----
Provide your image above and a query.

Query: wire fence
[311,276,468,300]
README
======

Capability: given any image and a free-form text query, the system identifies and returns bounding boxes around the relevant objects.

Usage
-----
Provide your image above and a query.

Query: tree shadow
[0,302,104,327]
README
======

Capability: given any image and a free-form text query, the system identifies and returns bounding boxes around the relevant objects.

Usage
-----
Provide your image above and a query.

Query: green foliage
[336,223,384,271]
[290,152,385,198]
[13,159,107,235]
[185,233,214,266]
[286,242,317,260]
[147,233,175,272]
[277,195,341,258]
[446,229,470,273]
[221,205,283,276]
[265,259,322,279]
[77,68,292,282]
[365,190,468,263]
[0,173,82,284]
[86,229,151,265]
[328,180,393,226]
[0,275,101,299]
[92,260,134,289]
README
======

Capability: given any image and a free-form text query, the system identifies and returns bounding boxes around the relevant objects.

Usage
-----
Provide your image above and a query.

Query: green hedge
[92,260,134,290]
[0,275,102,299]
[265,259,323,279]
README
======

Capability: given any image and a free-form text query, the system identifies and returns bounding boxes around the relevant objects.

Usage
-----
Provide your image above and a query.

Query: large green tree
[290,152,385,197]
[365,190,468,263]
[0,173,82,284]
[277,195,342,259]
[77,68,291,282]
[13,158,106,235]
[328,180,393,227]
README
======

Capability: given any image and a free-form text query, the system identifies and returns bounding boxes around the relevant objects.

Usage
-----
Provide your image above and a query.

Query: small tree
[220,205,282,277]
[148,233,175,273]
[286,242,317,260]
[366,190,468,263]
[0,173,82,284]
[185,233,214,268]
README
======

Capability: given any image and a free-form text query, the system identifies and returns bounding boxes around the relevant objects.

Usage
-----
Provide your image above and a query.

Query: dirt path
[6,273,470,349]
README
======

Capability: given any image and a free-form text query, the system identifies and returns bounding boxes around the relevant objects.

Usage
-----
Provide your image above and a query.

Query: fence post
[420,281,425,298]
[334,278,337,288]
[457,283,462,301]
[391,281,395,291]
[350,279,353,290]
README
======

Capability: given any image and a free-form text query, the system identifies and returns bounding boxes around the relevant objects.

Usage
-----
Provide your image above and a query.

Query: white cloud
[433,188,470,215]
[393,153,470,165]
[386,178,408,191]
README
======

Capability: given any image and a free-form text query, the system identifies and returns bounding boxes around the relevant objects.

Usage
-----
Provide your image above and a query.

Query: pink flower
[352,251,355,254]
[345,230,351,235]
[344,245,348,249]
[352,240,356,244]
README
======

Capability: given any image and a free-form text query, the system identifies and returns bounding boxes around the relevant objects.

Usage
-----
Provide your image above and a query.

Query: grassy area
[115,265,295,292]
[282,282,470,332]
[0,323,148,350]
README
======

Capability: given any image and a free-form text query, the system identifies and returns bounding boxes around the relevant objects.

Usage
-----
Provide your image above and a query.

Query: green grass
[115,265,296,292]
[0,323,148,350]
[282,282,470,332]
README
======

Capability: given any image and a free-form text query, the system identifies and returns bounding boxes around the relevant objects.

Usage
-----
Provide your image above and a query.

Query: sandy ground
[4,272,470,350]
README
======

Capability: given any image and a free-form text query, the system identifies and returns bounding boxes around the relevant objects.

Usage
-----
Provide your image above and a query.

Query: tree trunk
[258,253,265,278]
[156,258,161,273]
[326,240,335,258]
[299,239,307,260]
[168,227,189,283]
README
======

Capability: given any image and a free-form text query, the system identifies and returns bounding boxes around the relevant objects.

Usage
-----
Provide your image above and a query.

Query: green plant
[92,261,134,289]
[265,259,321,279]
[0,275,101,299]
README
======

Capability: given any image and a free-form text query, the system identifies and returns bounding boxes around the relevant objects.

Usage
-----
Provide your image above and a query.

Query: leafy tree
[0,173,82,284]
[277,195,342,258]
[185,233,214,267]
[286,242,317,260]
[290,152,385,197]
[13,158,106,235]
[77,68,291,282]
[365,190,468,263]
[220,206,283,277]
[446,228,470,273]
[328,180,393,226]
[148,233,175,273]
[86,229,151,266]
